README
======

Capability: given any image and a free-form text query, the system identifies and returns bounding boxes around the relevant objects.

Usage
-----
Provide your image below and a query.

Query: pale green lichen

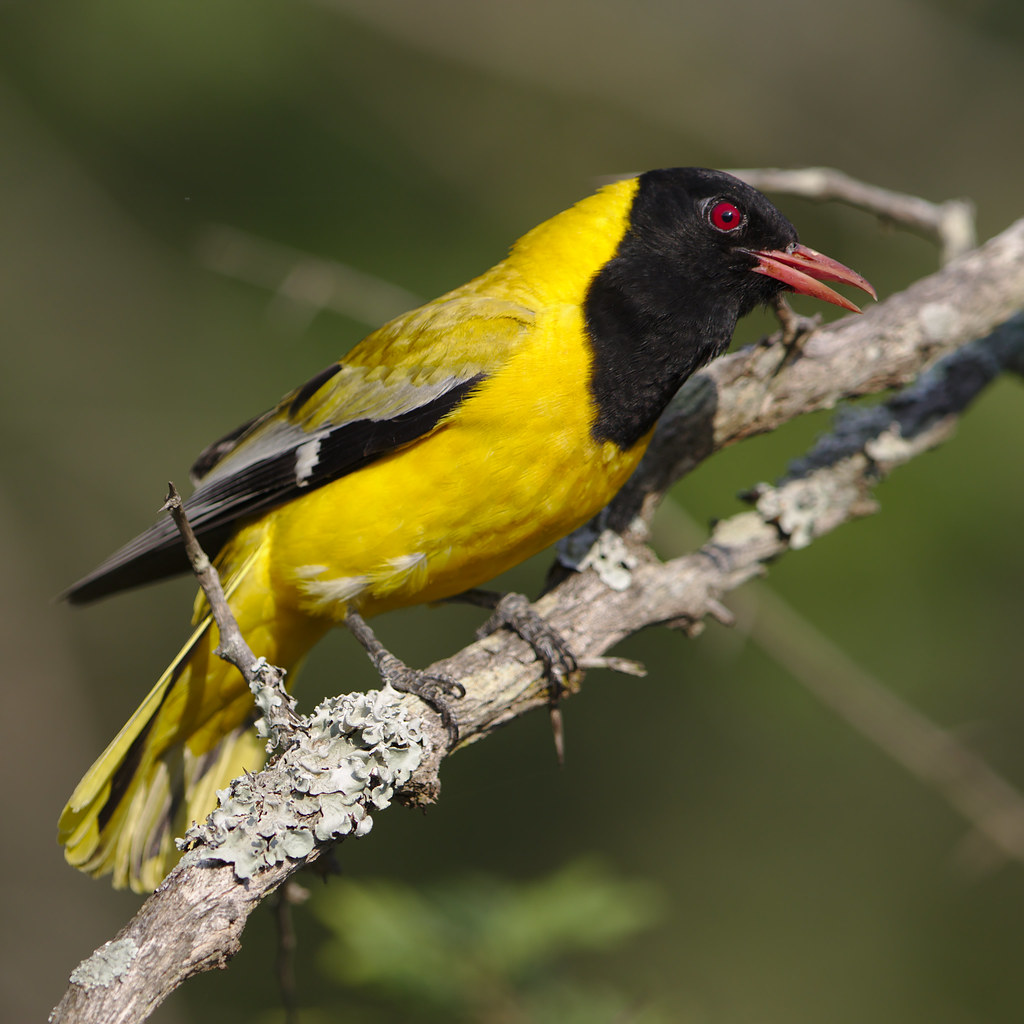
[558,525,637,591]
[250,656,300,751]
[69,937,139,989]
[177,688,423,880]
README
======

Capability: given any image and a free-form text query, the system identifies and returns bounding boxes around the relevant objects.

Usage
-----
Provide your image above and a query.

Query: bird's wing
[66,295,535,603]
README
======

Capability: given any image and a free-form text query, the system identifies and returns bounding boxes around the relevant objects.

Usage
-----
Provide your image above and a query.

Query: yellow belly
[264,305,649,620]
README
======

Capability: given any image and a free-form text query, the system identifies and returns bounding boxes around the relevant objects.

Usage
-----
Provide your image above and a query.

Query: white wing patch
[197,370,475,490]
[294,438,321,486]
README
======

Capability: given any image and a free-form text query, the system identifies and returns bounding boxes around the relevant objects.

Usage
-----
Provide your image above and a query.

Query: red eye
[709,200,743,232]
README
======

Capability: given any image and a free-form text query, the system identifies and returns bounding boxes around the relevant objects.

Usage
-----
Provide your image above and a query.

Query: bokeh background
[3,1,1023,1021]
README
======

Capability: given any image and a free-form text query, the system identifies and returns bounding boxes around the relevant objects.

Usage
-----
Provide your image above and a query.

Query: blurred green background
[3,1,1023,1021]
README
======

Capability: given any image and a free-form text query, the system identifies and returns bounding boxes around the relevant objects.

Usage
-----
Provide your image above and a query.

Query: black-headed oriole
[60,168,874,890]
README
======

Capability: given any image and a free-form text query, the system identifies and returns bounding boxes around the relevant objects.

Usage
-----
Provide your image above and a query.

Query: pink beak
[745,243,876,313]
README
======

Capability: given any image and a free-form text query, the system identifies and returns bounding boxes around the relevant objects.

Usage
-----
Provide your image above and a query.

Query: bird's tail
[58,549,327,892]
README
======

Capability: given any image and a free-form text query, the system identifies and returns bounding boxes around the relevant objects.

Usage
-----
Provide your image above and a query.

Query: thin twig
[162,482,301,739]
[745,585,1024,868]
[577,656,647,677]
[729,166,977,263]
[161,482,259,678]
[195,223,421,328]
[275,881,308,1024]
[656,482,1024,874]
[771,294,821,350]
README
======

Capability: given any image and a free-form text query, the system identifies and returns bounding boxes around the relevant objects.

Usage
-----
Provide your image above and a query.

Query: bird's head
[583,168,875,447]
[626,167,876,318]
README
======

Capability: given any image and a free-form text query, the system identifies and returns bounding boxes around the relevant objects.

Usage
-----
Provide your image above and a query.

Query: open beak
[745,243,876,313]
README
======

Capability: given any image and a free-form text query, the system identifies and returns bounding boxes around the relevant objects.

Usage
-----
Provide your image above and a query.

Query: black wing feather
[65,375,484,604]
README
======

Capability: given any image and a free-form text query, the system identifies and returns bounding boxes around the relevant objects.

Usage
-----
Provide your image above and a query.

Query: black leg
[345,609,464,748]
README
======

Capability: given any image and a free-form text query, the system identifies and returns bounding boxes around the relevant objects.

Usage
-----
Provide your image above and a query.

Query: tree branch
[52,209,1024,1024]
[729,166,978,263]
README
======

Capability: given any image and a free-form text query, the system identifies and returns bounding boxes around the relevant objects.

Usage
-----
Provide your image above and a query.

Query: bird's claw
[384,665,464,749]
[476,592,580,696]
[345,609,464,749]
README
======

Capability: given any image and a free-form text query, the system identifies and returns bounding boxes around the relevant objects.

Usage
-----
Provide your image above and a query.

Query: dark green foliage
[309,861,666,1023]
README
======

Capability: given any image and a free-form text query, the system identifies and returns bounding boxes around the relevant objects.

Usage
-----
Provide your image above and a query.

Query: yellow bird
[60,168,874,891]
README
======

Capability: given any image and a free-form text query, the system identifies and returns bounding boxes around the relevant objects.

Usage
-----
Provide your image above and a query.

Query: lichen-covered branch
[51,214,1024,1024]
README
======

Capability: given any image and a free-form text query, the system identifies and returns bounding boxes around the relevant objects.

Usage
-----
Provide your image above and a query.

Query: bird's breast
[270,305,649,619]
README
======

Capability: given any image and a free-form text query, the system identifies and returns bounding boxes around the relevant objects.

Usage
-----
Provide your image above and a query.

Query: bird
[59,167,875,891]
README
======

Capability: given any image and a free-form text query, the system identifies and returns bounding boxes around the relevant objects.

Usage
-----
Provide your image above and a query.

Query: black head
[584,167,874,448]
[623,167,802,319]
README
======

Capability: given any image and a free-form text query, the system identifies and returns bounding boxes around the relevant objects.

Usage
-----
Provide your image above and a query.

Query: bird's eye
[708,200,743,233]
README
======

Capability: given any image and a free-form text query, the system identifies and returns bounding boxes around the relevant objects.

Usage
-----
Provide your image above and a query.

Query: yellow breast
[258,175,649,620]
[268,306,648,618]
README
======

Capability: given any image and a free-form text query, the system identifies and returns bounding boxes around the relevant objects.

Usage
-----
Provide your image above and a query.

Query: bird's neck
[584,268,737,450]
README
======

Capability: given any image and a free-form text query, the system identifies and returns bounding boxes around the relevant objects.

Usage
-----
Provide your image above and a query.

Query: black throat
[583,253,739,451]
[582,169,790,450]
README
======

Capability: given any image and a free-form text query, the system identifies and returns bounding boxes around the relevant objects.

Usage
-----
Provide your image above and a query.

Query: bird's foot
[345,609,464,748]
[383,661,464,750]
[473,592,579,689]
[457,589,580,763]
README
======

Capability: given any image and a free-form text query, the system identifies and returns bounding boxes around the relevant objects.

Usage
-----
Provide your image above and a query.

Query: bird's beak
[745,243,877,313]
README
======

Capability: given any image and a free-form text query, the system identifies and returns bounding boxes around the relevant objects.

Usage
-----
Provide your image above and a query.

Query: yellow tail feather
[59,544,328,892]
[58,618,266,891]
